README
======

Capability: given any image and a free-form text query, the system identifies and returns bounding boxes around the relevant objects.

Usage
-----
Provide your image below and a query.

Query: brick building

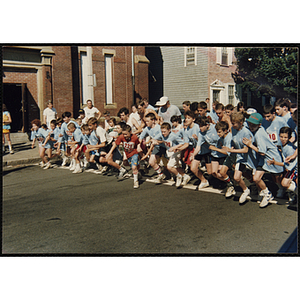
[146,46,237,111]
[2,45,149,132]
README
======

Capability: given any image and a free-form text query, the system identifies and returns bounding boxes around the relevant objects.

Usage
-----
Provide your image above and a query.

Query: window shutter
[227,48,233,65]
[216,47,221,64]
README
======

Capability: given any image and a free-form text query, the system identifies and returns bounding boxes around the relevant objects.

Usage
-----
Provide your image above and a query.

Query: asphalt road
[2,164,298,254]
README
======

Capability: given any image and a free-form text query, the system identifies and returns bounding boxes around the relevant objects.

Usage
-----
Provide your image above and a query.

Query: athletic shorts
[194,153,211,164]
[166,151,182,168]
[235,162,255,175]
[284,168,298,181]
[127,153,139,167]
[76,144,87,153]
[3,128,10,134]
[210,156,226,165]
[223,156,235,169]
[152,145,166,157]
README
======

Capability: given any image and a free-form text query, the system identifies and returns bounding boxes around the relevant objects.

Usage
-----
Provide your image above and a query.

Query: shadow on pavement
[278,227,298,253]
[3,165,36,176]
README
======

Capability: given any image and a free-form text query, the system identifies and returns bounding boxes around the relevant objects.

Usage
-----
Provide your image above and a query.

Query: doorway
[3,83,27,132]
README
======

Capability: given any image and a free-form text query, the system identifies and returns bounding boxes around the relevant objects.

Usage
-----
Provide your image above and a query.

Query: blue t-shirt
[183,123,200,149]
[281,141,297,171]
[72,128,84,145]
[252,126,284,173]
[232,126,257,170]
[208,109,218,123]
[31,128,48,146]
[197,124,219,156]
[215,132,233,158]
[140,124,161,140]
[153,131,184,151]
[61,120,80,142]
[262,116,287,145]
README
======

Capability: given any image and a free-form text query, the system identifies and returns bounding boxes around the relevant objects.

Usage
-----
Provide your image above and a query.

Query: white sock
[133,174,138,181]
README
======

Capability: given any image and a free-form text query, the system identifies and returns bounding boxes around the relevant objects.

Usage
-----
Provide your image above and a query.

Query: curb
[3,157,41,167]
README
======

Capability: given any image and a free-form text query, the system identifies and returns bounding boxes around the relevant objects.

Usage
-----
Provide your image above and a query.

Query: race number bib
[268,131,277,143]
[123,141,135,152]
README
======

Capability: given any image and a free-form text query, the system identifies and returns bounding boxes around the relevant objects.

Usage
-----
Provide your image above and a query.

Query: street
[2,164,297,254]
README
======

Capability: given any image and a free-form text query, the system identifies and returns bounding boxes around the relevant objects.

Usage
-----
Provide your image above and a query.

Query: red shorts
[183,148,194,165]
[76,144,87,153]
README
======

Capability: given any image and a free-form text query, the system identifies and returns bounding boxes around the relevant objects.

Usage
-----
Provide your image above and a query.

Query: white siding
[160,46,209,108]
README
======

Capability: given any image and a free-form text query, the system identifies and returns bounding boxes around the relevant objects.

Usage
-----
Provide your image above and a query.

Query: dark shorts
[223,155,235,169]
[194,153,211,164]
[210,156,226,165]
[152,145,166,157]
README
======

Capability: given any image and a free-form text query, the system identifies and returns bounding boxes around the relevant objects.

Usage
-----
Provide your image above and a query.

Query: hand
[267,158,275,165]
[285,155,294,163]
[242,137,252,147]
[192,134,198,140]
[141,155,148,161]
[31,143,35,149]
[59,133,63,137]
[222,146,230,153]
[42,143,46,147]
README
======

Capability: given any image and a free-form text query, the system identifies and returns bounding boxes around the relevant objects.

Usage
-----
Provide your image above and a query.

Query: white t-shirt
[130,112,141,125]
[96,126,113,144]
[43,107,57,127]
[84,106,100,120]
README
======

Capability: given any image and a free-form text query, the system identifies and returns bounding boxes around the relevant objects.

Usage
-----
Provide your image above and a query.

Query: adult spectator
[43,100,57,128]
[117,107,143,135]
[130,104,141,125]
[156,96,182,125]
[143,98,156,111]
[2,103,14,154]
[137,99,160,125]
[84,99,101,121]
[77,109,87,124]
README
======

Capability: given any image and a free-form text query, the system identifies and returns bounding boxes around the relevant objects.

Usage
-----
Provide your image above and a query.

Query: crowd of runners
[28,96,298,208]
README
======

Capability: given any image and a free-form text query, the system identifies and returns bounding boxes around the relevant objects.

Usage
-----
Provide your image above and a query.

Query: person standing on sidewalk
[2,104,14,154]
[84,99,101,122]
[43,100,57,128]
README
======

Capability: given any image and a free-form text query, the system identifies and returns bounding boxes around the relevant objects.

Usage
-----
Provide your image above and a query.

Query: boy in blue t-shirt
[267,127,298,205]
[242,113,284,208]
[150,122,187,187]
[262,104,288,145]
[191,116,220,190]
[67,122,85,173]
[208,121,235,197]
[222,112,257,204]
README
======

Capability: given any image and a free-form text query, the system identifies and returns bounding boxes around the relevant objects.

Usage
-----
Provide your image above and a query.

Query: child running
[106,124,140,188]
[267,126,298,205]
[242,113,284,208]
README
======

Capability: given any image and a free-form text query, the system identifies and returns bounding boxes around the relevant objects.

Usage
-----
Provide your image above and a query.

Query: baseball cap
[155,96,169,106]
[247,113,263,125]
[246,108,257,114]
[78,109,85,114]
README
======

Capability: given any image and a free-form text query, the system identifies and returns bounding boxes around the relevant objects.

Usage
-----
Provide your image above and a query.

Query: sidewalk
[3,141,42,167]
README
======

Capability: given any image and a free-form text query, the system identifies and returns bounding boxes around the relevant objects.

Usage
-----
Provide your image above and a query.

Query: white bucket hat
[155,96,169,106]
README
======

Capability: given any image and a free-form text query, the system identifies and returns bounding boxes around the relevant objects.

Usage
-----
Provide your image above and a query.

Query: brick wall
[52,46,74,118]
[207,47,236,94]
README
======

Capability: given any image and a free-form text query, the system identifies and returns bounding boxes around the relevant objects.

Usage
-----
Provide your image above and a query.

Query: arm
[132,118,143,135]
[285,148,298,163]
[267,158,284,167]
[106,142,117,158]
[209,145,228,155]
[242,137,265,156]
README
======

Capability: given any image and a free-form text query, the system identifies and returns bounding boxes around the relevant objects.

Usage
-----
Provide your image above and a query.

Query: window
[184,47,197,66]
[105,54,113,105]
[213,90,220,102]
[228,85,234,104]
[221,48,228,65]
[216,47,233,66]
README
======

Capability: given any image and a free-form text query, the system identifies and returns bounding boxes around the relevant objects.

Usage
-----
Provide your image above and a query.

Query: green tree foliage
[232,47,298,102]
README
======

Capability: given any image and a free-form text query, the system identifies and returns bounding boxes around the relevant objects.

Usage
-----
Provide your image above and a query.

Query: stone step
[5,132,30,145]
